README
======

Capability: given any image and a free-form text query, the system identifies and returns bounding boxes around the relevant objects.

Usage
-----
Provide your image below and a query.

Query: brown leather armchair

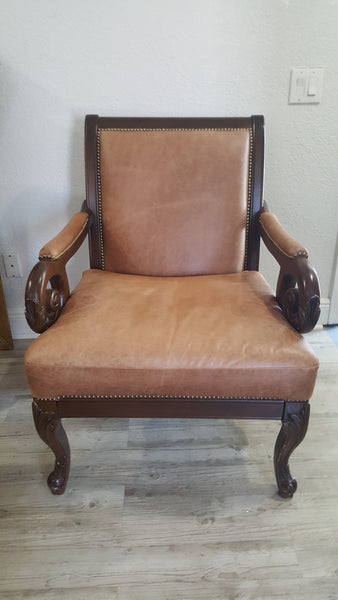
[24,115,320,497]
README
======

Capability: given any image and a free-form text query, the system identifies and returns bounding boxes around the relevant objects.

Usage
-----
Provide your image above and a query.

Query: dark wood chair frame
[25,115,320,497]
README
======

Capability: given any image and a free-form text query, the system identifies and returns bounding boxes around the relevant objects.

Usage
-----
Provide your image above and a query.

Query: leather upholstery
[99,128,251,275]
[24,269,318,402]
[259,212,308,259]
[39,212,89,259]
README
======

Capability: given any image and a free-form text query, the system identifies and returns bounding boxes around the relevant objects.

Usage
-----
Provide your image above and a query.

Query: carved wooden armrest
[259,207,320,333]
[25,210,89,333]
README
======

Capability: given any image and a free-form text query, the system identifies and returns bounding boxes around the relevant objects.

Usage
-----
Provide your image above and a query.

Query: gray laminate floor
[0,329,337,599]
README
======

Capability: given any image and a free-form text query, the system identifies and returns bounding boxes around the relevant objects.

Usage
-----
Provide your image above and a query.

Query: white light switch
[308,75,317,96]
[289,68,324,104]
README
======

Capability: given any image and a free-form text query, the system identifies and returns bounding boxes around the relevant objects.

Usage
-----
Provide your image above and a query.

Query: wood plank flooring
[0,331,337,599]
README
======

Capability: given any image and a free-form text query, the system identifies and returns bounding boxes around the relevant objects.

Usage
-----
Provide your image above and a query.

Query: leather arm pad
[259,208,320,333]
[39,212,89,260]
[259,211,308,261]
[25,209,89,334]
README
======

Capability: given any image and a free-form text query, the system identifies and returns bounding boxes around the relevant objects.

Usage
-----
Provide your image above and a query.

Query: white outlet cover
[2,253,22,278]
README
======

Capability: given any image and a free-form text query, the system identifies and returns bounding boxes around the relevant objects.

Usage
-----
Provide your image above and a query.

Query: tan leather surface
[39,212,89,259]
[25,270,318,402]
[99,128,250,275]
[259,212,308,259]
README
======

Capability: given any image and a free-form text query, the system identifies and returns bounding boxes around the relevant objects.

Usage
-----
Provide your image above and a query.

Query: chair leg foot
[274,402,310,498]
[32,400,70,495]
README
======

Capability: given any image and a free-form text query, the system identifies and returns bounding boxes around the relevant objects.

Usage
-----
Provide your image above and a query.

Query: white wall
[1,0,337,336]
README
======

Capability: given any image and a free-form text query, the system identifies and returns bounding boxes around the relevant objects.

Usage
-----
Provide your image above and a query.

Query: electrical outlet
[2,253,22,278]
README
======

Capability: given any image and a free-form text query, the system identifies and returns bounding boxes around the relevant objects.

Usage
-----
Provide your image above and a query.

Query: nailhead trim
[33,394,306,403]
[100,127,249,133]
[96,127,253,272]
[65,394,276,399]
[244,128,253,270]
[96,131,105,270]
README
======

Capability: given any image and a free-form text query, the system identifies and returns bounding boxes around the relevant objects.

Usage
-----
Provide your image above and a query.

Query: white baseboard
[319,297,330,325]
[9,297,331,340]
[9,310,38,340]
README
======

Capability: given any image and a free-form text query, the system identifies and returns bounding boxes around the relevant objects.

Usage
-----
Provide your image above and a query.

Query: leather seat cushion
[24,270,318,402]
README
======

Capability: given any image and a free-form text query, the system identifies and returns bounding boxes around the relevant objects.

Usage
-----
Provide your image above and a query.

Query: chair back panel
[85,117,264,275]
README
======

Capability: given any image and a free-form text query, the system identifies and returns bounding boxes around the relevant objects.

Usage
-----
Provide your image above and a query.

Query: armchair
[24,115,320,497]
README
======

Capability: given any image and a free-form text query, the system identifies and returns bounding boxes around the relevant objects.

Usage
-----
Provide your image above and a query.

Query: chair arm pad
[259,209,320,333]
[39,212,89,260]
[25,209,89,333]
[259,211,308,261]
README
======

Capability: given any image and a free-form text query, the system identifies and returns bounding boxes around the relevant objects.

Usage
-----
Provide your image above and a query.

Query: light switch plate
[289,68,324,104]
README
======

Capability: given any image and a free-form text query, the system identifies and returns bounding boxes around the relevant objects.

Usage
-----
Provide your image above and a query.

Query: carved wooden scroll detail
[276,268,320,334]
[25,208,89,333]
[277,287,320,334]
[32,400,70,495]
[259,210,320,334]
[274,402,310,498]
[25,278,66,334]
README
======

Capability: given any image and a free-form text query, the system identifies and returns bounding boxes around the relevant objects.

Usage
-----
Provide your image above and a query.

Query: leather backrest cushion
[99,128,251,276]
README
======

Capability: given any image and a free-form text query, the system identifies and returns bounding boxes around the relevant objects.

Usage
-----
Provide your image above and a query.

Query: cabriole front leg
[32,400,70,495]
[274,401,310,498]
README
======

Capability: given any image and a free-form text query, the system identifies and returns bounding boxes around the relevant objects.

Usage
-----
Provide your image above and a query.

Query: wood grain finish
[246,115,264,270]
[276,261,320,333]
[32,400,70,494]
[85,115,101,270]
[33,395,305,495]
[0,334,337,598]
[274,401,310,498]
[56,396,285,419]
